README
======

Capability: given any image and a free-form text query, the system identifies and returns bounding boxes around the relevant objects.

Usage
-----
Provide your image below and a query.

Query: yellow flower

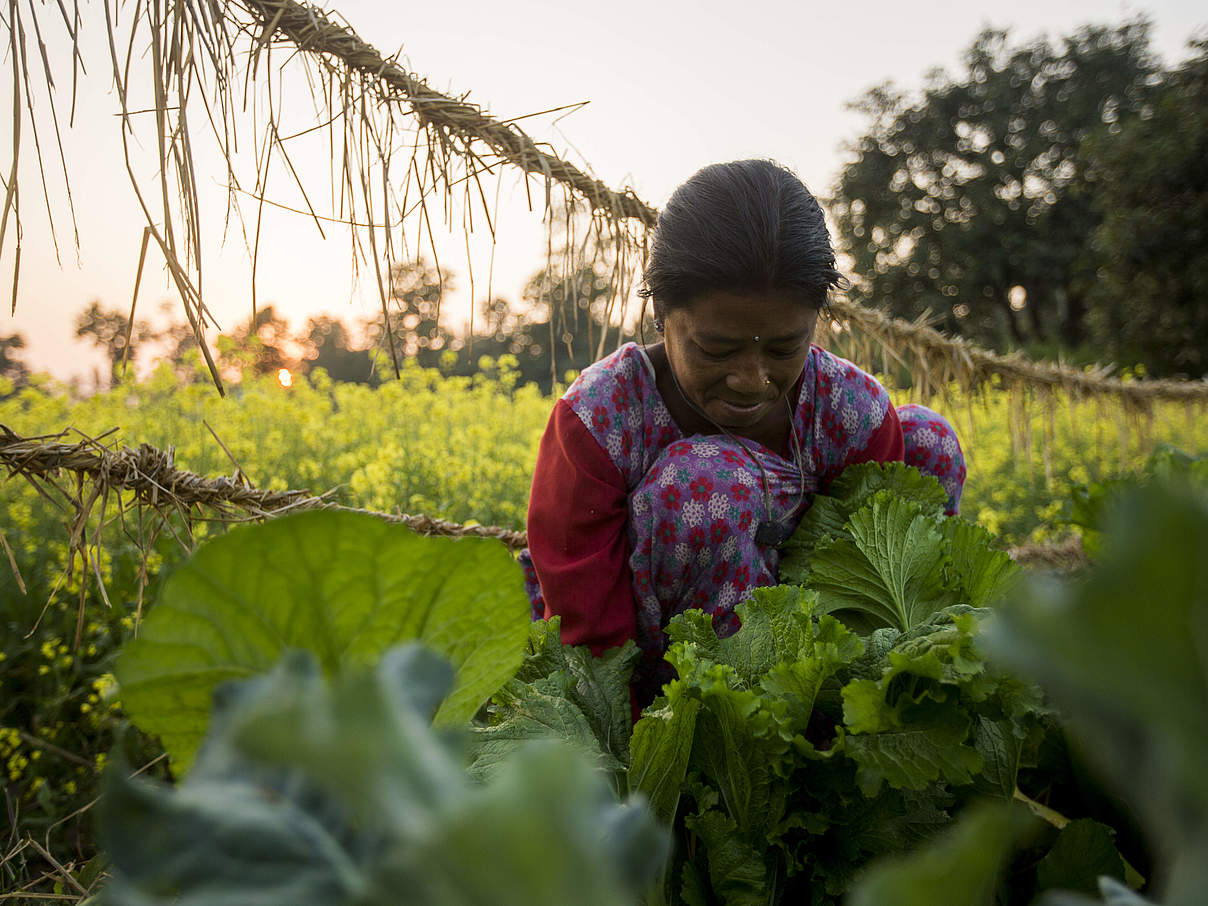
[93,673,119,699]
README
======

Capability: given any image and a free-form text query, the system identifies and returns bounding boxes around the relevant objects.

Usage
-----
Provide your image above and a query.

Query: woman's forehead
[672,289,817,338]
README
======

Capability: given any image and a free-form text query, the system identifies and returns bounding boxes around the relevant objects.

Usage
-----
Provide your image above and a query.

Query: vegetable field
[2,1,1207,901]
[1,361,1206,904]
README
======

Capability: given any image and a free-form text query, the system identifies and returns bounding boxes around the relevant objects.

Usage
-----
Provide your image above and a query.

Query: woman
[523,160,965,706]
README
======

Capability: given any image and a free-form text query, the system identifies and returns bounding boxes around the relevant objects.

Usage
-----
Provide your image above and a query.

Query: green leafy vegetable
[466,617,637,784]
[116,510,530,771]
[1035,819,1127,897]
[98,644,668,906]
[985,481,1208,906]
[808,492,956,632]
[780,463,1018,632]
[847,803,1033,906]
[625,584,1045,905]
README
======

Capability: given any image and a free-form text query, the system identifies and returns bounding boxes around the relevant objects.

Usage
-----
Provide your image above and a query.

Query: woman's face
[662,288,818,432]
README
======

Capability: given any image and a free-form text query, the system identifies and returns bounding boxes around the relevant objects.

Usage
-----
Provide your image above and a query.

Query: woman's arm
[527,400,637,655]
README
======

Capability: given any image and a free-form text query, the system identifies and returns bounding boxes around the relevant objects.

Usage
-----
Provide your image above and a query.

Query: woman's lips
[715,398,770,421]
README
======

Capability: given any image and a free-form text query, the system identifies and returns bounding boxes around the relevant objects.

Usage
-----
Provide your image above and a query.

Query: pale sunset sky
[2,0,1204,382]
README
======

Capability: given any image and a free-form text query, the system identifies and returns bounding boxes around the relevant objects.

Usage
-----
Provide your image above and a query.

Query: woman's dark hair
[640,159,843,319]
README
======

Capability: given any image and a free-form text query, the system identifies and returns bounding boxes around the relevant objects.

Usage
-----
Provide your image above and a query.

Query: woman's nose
[725,355,769,394]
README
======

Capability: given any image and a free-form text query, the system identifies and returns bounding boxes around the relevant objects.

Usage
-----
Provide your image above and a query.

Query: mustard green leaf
[780,462,948,585]
[665,607,722,654]
[715,586,817,685]
[847,803,1031,906]
[759,613,864,727]
[690,682,785,836]
[628,690,702,827]
[942,519,1020,607]
[778,495,850,583]
[808,492,954,632]
[842,705,983,796]
[1035,819,1126,898]
[841,678,896,735]
[971,716,1022,801]
[467,677,627,783]
[467,619,637,784]
[684,809,774,906]
[828,462,951,517]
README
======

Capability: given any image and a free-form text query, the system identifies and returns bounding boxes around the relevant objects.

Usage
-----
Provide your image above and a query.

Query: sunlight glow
[277,368,293,389]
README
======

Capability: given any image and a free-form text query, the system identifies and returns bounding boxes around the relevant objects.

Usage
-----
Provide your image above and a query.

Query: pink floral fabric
[898,404,966,515]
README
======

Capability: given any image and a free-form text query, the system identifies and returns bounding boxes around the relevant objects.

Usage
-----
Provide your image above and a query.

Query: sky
[2,0,1204,383]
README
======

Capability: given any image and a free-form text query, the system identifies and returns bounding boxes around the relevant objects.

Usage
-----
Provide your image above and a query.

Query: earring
[654,319,664,333]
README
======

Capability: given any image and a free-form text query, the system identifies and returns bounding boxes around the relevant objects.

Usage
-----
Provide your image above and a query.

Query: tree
[219,305,293,378]
[831,21,1158,351]
[299,315,378,384]
[363,258,452,371]
[0,333,29,389]
[74,301,156,385]
[1078,42,1208,377]
[514,260,625,389]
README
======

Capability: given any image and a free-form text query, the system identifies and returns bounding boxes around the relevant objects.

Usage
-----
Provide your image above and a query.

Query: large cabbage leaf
[116,510,530,770]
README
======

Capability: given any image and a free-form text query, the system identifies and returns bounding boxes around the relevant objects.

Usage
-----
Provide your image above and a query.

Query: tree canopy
[1078,42,1208,377]
[831,21,1187,364]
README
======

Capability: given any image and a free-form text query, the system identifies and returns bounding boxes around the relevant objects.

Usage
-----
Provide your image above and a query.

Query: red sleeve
[850,403,905,465]
[527,400,637,655]
[821,403,905,489]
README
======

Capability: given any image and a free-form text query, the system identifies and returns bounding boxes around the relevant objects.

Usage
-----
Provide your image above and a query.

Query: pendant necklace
[666,365,807,547]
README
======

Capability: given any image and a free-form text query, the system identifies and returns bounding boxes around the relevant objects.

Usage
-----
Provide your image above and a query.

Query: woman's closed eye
[767,343,804,359]
[693,341,738,361]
